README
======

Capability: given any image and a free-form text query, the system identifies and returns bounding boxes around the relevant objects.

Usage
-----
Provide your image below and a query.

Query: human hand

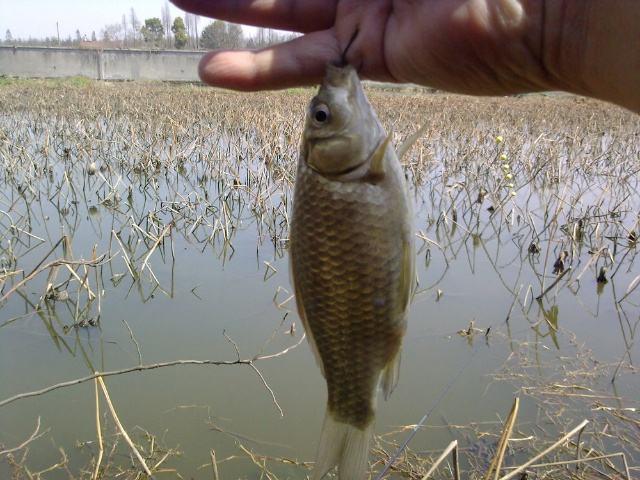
[171,0,640,112]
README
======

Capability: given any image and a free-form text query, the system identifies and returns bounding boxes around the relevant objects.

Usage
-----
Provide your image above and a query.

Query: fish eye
[312,104,330,124]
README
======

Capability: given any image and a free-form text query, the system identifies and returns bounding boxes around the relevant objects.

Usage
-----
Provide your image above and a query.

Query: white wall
[0,46,202,82]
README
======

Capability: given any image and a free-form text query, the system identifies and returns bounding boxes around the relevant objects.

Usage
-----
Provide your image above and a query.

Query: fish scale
[292,160,406,429]
[290,64,414,479]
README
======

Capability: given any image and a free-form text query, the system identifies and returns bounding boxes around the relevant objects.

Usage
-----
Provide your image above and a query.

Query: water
[0,85,638,479]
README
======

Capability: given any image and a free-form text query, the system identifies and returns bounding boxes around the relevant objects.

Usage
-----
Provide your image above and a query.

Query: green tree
[200,20,227,49]
[141,17,164,47]
[171,17,188,49]
[5,29,12,43]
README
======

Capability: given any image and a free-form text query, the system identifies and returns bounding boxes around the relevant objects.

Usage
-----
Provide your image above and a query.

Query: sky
[0,0,239,40]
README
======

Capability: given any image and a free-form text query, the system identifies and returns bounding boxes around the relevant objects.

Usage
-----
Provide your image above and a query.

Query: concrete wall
[0,46,202,82]
[101,49,201,81]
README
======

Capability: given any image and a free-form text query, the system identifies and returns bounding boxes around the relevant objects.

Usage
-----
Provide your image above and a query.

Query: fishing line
[374,343,481,480]
[338,28,359,67]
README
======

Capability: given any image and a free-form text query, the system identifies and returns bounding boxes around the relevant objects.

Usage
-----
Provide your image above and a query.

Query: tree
[140,17,164,47]
[5,29,12,43]
[227,23,243,49]
[130,8,140,45]
[172,17,188,49]
[91,31,97,42]
[200,22,215,49]
[200,20,227,49]
[102,23,123,43]
[161,0,172,48]
[193,15,199,48]
[75,29,82,44]
[185,13,200,48]
[256,27,266,48]
[251,28,298,48]
[122,14,128,45]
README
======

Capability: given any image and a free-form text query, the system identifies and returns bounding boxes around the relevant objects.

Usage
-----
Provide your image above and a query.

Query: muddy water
[0,93,638,479]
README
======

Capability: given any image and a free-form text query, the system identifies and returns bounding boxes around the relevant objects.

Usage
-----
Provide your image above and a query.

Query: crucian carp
[290,62,416,480]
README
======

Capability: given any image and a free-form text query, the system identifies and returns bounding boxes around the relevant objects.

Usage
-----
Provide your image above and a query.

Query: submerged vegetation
[0,79,638,479]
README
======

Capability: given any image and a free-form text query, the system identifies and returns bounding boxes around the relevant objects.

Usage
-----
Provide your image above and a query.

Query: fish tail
[339,420,374,480]
[312,408,373,480]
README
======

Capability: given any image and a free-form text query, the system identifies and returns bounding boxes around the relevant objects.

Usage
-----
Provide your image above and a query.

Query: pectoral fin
[397,122,429,161]
[368,134,392,178]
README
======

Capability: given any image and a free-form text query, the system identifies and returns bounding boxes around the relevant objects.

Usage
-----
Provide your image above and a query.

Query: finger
[334,1,393,82]
[170,0,337,33]
[198,30,340,90]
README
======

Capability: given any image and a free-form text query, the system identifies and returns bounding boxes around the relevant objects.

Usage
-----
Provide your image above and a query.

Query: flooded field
[0,78,638,479]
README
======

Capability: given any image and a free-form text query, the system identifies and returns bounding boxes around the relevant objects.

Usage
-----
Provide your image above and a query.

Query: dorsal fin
[369,134,392,178]
[397,121,429,160]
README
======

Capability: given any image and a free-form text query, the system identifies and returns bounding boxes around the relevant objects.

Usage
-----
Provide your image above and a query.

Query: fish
[289,63,415,480]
